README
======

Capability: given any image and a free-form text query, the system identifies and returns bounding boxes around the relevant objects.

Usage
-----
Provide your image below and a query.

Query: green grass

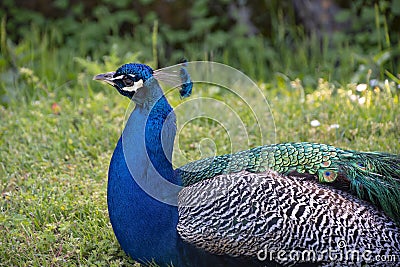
[0,91,137,266]
[1,29,399,266]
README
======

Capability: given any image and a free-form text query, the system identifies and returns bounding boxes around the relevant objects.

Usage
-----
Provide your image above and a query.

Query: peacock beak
[93,71,116,86]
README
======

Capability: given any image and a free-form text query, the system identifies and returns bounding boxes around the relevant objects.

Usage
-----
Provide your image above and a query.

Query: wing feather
[177,170,400,266]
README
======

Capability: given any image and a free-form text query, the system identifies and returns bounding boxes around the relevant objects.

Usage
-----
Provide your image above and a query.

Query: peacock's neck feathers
[144,93,178,183]
[177,142,400,223]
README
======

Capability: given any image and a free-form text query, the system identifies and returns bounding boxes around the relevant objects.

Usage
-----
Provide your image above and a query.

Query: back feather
[176,142,400,223]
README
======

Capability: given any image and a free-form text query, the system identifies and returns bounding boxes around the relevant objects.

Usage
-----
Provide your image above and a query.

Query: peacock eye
[122,76,135,86]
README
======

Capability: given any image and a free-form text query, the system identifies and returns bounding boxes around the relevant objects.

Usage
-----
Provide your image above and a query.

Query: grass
[0,91,136,266]
[1,28,399,266]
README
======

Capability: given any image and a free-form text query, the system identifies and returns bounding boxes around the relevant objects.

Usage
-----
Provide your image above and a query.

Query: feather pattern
[177,142,400,223]
[178,170,400,266]
[153,60,193,98]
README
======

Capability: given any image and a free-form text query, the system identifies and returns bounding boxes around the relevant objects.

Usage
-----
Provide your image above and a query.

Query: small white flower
[385,79,389,87]
[329,124,340,129]
[356,83,368,92]
[358,97,366,105]
[310,120,321,127]
[350,94,357,102]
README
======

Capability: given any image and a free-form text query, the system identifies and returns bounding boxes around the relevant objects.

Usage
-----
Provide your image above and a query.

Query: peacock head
[93,63,155,100]
[94,62,193,103]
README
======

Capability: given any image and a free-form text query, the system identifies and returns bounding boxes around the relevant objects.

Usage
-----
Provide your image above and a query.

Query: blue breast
[107,137,182,264]
[108,139,261,266]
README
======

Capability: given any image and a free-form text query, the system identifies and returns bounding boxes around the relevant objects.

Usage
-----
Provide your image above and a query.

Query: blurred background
[1,0,399,91]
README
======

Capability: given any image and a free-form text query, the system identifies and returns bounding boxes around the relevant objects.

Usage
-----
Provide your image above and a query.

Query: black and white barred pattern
[177,170,400,266]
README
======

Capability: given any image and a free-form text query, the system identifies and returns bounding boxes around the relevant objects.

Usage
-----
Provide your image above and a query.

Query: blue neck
[107,90,182,264]
[145,95,179,185]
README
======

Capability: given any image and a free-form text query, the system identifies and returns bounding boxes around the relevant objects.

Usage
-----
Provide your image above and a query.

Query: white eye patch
[109,74,136,81]
[109,74,144,92]
[122,79,144,92]
[111,75,125,80]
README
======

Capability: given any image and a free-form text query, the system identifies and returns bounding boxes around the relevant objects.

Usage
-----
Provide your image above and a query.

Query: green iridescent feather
[176,142,400,223]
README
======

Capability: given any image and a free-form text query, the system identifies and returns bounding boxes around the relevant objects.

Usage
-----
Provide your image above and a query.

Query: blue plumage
[115,63,154,80]
[178,61,193,98]
[104,68,259,265]
[94,63,400,267]
[108,137,181,264]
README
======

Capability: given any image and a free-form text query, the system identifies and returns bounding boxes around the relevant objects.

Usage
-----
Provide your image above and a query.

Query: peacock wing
[177,142,400,224]
[177,170,400,266]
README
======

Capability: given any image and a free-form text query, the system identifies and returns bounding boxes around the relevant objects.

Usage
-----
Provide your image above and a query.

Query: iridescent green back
[178,142,345,186]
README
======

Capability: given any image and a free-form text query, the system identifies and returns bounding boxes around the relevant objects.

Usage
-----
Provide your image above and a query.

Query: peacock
[94,62,400,267]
